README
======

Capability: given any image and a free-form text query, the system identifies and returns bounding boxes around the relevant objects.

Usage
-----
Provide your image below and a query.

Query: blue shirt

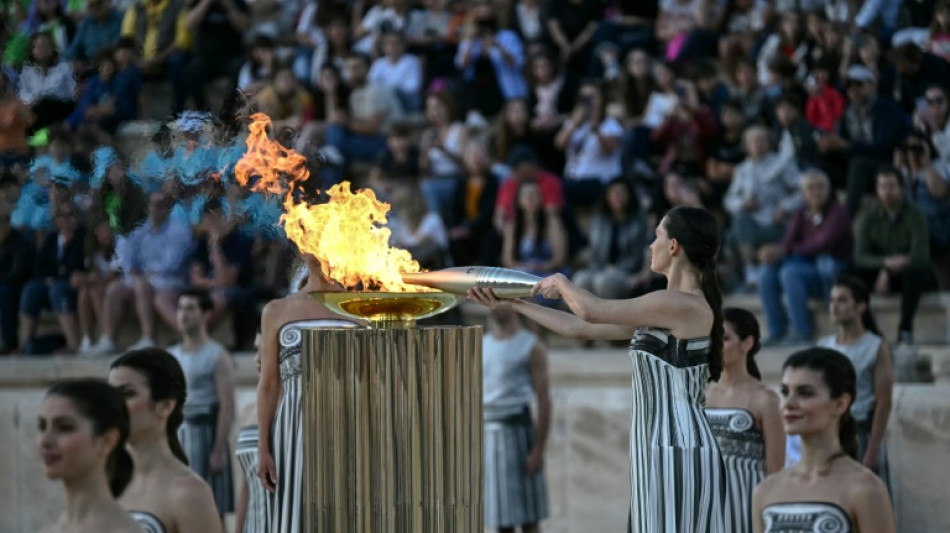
[455,30,528,100]
[66,10,123,62]
[126,218,194,287]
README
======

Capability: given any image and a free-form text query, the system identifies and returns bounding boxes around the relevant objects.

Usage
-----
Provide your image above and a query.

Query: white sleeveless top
[169,340,225,416]
[482,330,537,419]
[818,332,883,422]
[426,123,464,177]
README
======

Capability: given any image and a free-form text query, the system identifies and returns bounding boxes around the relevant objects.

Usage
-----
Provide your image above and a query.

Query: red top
[494,171,564,222]
[805,85,846,133]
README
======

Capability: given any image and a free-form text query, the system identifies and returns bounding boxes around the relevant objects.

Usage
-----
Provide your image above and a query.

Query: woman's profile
[470,205,727,531]
[38,379,141,533]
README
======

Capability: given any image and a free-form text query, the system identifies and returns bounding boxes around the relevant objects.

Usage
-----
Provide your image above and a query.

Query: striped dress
[170,340,234,516]
[705,408,765,533]
[236,424,271,533]
[762,502,852,532]
[482,330,549,528]
[627,327,726,532]
[271,319,360,533]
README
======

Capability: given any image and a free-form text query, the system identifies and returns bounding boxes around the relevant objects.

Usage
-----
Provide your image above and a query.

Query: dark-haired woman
[752,348,895,533]
[705,308,785,533]
[470,205,727,531]
[819,276,893,478]
[17,31,76,132]
[572,177,654,300]
[39,379,140,533]
[108,348,221,533]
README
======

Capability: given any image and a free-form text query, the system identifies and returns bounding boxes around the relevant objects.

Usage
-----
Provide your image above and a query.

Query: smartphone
[917,97,930,116]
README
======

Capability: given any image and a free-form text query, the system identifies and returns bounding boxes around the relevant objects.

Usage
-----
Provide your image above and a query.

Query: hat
[845,65,876,83]
[506,145,539,168]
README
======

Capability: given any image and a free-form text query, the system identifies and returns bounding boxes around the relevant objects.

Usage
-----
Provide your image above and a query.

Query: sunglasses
[927,96,946,106]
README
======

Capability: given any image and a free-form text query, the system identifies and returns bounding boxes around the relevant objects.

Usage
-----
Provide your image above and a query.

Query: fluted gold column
[301,326,483,532]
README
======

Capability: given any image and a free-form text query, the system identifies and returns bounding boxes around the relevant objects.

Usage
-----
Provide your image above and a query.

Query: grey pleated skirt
[483,407,549,528]
[178,407,235,515]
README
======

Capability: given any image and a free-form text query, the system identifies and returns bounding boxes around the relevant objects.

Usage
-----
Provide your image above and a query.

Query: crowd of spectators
[2,0,950,355]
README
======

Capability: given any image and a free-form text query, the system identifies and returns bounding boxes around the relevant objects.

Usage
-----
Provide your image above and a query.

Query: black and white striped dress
[171,340,234,516]
[762,502,852,532]
[236,424,271,533]
[705,408,765,533]
[271,319,360,533]
[628,327,726,532]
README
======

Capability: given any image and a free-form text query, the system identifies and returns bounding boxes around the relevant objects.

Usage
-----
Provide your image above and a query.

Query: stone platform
[2,347,950,532]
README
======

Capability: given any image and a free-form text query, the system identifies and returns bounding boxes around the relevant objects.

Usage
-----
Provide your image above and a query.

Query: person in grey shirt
[819,275,893,481]
[724,125,802,291]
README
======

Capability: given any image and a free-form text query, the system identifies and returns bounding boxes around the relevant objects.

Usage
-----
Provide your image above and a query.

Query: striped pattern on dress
[705,408,766,533]
[178,408,235,515]
[627,327,726,533]
[271,319,359,533]
[483,408,549,528]
[236,425,272,533]
[129,511,167,533]
[762,502,852,532]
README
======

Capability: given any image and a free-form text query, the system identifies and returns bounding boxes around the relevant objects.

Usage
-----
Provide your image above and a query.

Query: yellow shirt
[120,0,191,60]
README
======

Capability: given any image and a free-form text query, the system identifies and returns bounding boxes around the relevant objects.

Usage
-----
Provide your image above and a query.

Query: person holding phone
[555,80,624,208]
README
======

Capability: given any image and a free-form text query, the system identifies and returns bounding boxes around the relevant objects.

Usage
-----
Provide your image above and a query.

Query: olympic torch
[401,267,542,298]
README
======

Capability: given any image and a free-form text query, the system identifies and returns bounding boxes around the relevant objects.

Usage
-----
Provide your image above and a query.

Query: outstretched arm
[535,274,711,338]
[468,288,634,340]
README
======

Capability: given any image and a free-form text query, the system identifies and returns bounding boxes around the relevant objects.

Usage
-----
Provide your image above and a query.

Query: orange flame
[235,113,427,292]
[235,113,310,197]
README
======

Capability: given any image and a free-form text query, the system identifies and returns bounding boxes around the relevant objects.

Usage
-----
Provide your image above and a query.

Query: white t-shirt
[564,116,625,181]
[368,54,423,97]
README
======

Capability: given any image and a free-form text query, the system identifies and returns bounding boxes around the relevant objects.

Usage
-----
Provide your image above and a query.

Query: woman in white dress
[257,255,364,532]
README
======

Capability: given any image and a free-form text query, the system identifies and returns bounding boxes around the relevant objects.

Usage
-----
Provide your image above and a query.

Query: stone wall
[2,350,949,532]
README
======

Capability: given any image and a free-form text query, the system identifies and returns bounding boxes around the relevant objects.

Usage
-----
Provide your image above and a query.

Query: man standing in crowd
[820,275,893,480]
[169,288,236,523]
[482,306,551,533]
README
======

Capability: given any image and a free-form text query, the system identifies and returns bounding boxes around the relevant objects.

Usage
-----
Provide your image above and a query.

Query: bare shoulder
[643,289,713,338]
[754,468,789,502]
[753,383,781,408]
[169,469,218,518]
[843,462,889,501]
[261,296,292,324]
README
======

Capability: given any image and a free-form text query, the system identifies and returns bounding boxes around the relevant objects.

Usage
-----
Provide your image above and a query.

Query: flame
[235,113,427,292]
[235,113,310,197]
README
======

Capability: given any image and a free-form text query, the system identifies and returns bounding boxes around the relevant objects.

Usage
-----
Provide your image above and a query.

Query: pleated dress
[627,327,726,532]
